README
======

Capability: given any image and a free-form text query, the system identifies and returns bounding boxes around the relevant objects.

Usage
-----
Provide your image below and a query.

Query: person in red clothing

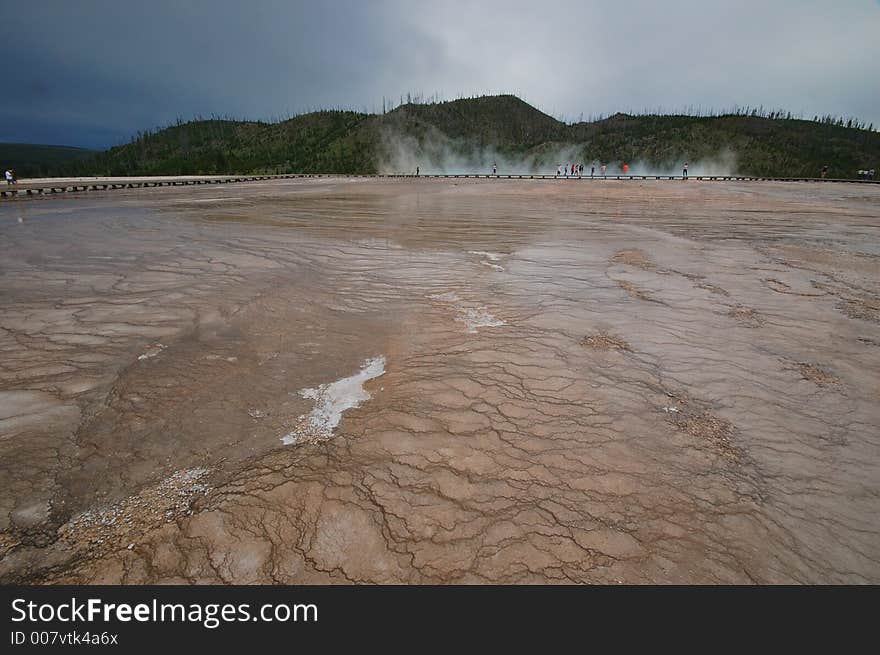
[622,163,629,175]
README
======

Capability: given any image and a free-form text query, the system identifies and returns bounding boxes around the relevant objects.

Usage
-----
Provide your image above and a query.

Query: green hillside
[78,111,373,176]
[385,95,566,145]
[566,113,879,177]
[29,95,880,178]
[0,143,96,177]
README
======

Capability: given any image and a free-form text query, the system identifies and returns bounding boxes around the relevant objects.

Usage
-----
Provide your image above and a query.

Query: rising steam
[376,126,738,177]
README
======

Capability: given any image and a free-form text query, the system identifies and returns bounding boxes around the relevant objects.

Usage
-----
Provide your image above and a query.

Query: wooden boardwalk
[2,172,878,199]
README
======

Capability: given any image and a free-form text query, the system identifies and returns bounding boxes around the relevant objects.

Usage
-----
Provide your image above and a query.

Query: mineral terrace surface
[0,177,878,583]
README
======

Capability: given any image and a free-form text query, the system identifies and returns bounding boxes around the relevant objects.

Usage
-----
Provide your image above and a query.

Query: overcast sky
[3,0,879,149]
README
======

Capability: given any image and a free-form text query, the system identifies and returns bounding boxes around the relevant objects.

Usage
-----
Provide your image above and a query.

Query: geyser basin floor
[0,178,878,583]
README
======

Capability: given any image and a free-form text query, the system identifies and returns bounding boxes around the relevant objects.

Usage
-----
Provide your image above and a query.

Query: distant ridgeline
[16,95,880,178]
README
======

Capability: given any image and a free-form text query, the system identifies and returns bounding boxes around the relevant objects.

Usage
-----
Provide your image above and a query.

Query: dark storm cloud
[3,0,878,148]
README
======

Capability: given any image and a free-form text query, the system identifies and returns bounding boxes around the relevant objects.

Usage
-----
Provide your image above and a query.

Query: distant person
[821,165,828,179]
[4,169,15,185]
[571,164,576,176]
[590,165,595,177]
[600,164,606,177]
[870,169,875,180]
[683,162,688,179]
[556,164,562,177]
[622,163,629,175]
[416,166,420,176]
[492,162,497,175]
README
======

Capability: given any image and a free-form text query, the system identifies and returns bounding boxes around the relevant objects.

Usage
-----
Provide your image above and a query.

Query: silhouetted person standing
[683,162,688,179]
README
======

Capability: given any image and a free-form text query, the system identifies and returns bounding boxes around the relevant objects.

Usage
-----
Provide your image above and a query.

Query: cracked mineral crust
[0,177,878,584]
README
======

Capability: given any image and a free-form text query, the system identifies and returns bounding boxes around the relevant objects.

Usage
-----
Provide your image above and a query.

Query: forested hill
[0,143,96,178]
[20,95,880,178]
